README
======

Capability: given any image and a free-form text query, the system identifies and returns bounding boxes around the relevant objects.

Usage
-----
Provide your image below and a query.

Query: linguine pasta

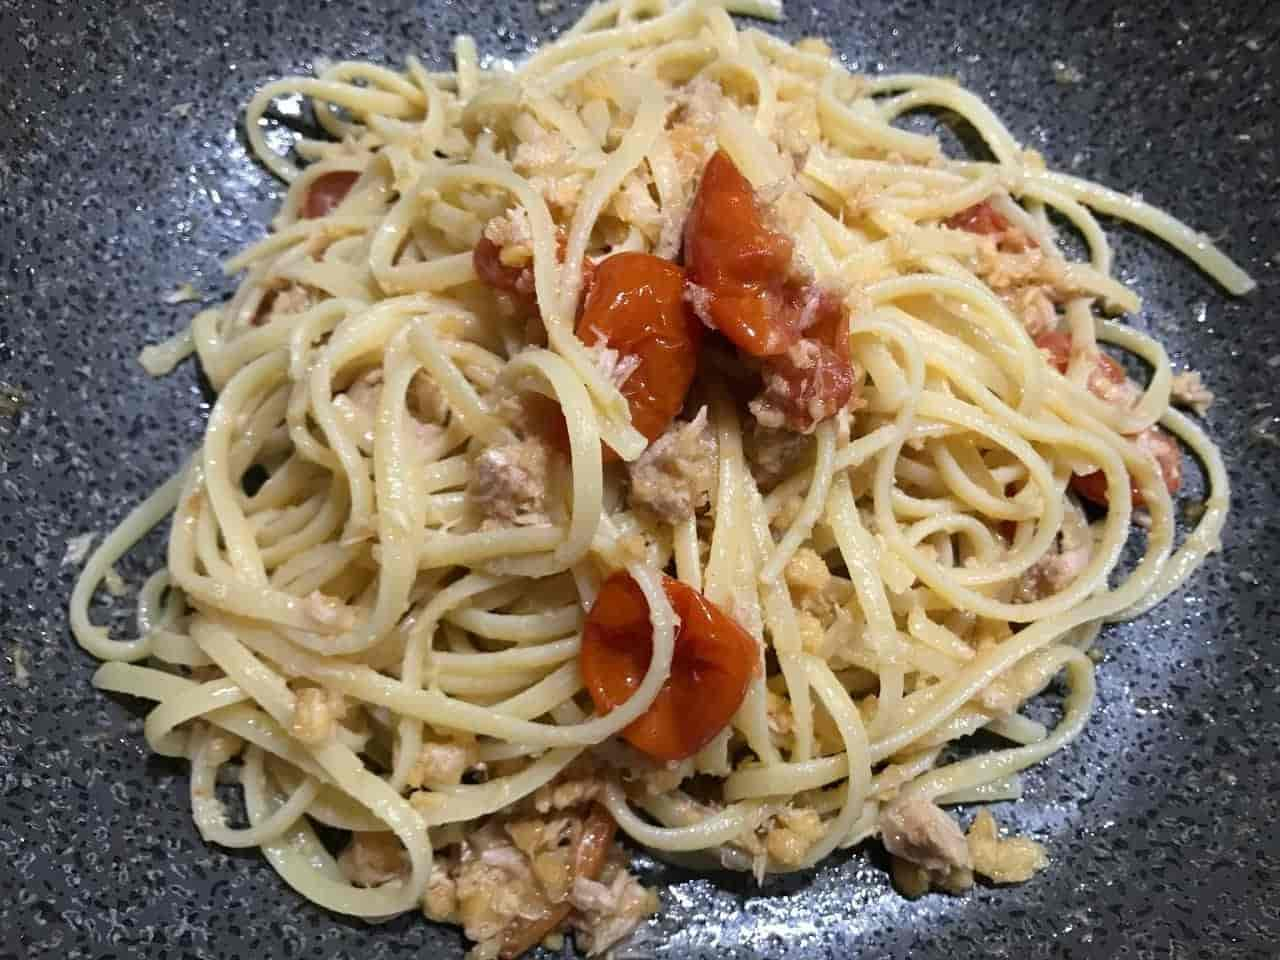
[72,1,1251,955]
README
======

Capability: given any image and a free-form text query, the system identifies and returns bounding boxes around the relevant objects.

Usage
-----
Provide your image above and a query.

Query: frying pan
[1,1,1278,956]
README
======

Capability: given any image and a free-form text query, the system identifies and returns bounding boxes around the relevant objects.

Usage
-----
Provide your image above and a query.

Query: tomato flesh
[684,150,805,356]
[1034,330,1073,372]
[303,170,359,219]
[684,150,856,431]
[474,230,599,327]
[473,235,538,303]
[1036,330,1126,389]
[757,289,854,432]
[580,572,756,762]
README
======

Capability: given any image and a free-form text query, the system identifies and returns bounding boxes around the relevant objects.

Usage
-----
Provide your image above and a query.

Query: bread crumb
[764,807,824,866]
[785,548,831,596]
[966,809,1048,884]
[795,610,826,655]
[290,687,345,744]
[339,832,409,888]
[407,739,479,788]
[1169,369,1214,417]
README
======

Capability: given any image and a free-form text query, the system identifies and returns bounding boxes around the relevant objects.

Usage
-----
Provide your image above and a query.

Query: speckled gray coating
[1,1,1278,956]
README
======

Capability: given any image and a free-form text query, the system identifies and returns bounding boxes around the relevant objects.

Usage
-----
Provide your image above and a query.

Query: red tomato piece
[474,230,597,317]
[580,572,756,762]
[1034,329,1073,373]
[578,252,702,448]
[683,150,803,357]
[945,200,1011,236]
[473,235,538,303]
[302,170,359,219]
[764,342,854,432]
[1068,470,1116,507]
[516,254,697,460]
[803,287,849,349]
[1034,330,1180,508]
[756,293,854,432]
[497,804,616,959]
[1034,330,1127,397]
[945,200,1034,253]
[684,150,857,431]
[1070,425,1182,508]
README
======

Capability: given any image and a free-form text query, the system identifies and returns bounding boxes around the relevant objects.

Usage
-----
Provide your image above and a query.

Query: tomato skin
[523,252,699,459]
[945,200,1034,253]
[580,572,756,762]
[944,200,1011,236]
[684,150,802,357]
[303,170,359,219]
[578,252,701,447]
[684,150,857,431]
[1035,330,1073,373]
[474,230,598,318]
[763,288,854,432]
[497,804,616,960]
[1035,330,1126,391]
[473,235,538,303]
[1068,469,1116,507]
[1070,425,1182,508]
[1035,332,1181,507]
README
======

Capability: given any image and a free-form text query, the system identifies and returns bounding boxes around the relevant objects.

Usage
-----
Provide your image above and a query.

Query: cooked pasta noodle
[73,1,1250,955]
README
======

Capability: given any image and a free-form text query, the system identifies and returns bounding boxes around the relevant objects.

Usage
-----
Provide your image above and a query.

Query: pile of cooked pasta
[71,0,1251,956]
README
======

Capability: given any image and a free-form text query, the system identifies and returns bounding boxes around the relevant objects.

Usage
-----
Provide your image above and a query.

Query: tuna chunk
[627,408,717,523]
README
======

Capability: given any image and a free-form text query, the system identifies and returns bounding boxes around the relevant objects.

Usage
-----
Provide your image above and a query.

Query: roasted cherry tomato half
[577,252,702,448]
[580,571,756,762]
